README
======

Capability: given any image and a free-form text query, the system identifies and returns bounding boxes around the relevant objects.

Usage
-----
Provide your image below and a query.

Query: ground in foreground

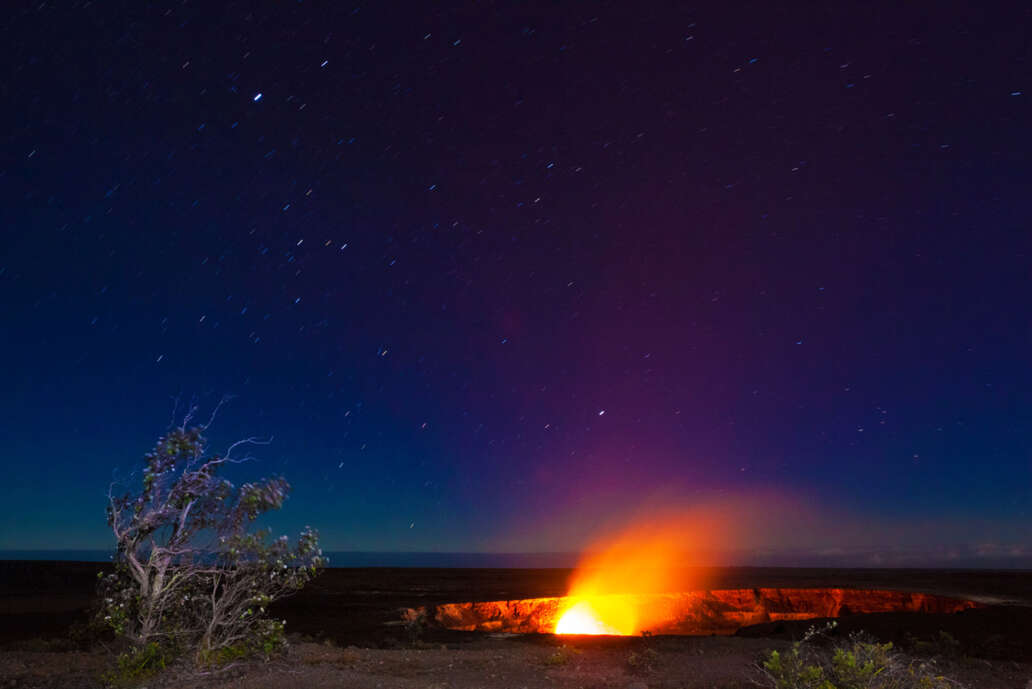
[2,633,1031,689]
[2,563,1031,688]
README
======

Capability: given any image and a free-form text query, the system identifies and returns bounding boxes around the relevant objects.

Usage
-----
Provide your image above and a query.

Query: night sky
[2,2,1030,565]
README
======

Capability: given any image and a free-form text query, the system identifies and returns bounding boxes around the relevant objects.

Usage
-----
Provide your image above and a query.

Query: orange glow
[423,589,982,635]
[554,508,729,635]
[554,600,625,635]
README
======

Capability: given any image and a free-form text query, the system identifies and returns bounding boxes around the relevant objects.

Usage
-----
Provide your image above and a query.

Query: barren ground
[1,562,1030,688]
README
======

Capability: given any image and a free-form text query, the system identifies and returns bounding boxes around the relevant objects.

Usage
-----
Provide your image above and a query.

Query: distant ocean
[0,550,578,568]
[2,549,1029,569]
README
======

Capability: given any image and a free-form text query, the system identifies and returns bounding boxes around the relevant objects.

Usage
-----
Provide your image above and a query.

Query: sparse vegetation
[759,622,961,689]
[102,642,172,686]
[905,631,962,659]
[627,646,660,674]
[627,629,660,674]
[544,645,580,666]
[405,606,429,643]
[98,402,325,677]
[196,641,251,668]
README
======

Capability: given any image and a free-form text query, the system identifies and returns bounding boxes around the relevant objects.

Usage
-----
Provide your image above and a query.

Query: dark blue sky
[2,1,1029,563]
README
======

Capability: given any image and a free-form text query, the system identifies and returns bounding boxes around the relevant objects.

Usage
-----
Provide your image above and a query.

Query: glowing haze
[555,505,734,635]
[550,493,871,635]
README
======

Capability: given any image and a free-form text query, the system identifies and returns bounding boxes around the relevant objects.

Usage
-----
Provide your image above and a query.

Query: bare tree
[100,405,324,663]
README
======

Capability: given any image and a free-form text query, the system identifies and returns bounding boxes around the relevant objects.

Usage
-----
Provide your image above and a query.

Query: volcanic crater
[407,588,982,636]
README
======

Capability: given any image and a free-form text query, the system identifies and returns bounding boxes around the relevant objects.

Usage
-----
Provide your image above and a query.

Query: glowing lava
[416,588,983,635]
[552,509,727,635]
[554,599,629,635]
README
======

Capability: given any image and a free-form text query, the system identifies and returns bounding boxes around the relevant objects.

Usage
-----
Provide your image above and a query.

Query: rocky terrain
[1,562,1030,688]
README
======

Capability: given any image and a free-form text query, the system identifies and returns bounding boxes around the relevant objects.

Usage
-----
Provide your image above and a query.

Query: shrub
[98,404,325,669]
[404,607,428,643]
[544,645,579,666]
[759,622,961,689]
[905,631,962,659]
[102,642,172,686]
[627,647,659,674]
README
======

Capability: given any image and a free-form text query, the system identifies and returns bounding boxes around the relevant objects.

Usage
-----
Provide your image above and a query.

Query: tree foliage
[99,411,324,665]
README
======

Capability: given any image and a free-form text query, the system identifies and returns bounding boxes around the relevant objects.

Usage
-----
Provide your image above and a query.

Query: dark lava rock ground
[1,561,1030,688]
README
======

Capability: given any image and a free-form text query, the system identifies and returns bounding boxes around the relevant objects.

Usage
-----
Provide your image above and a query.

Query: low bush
[905,630,962,659]
[544,645,579,666]
[627,647,659,674]
[103,642,173,686]
[759,622,961,689]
